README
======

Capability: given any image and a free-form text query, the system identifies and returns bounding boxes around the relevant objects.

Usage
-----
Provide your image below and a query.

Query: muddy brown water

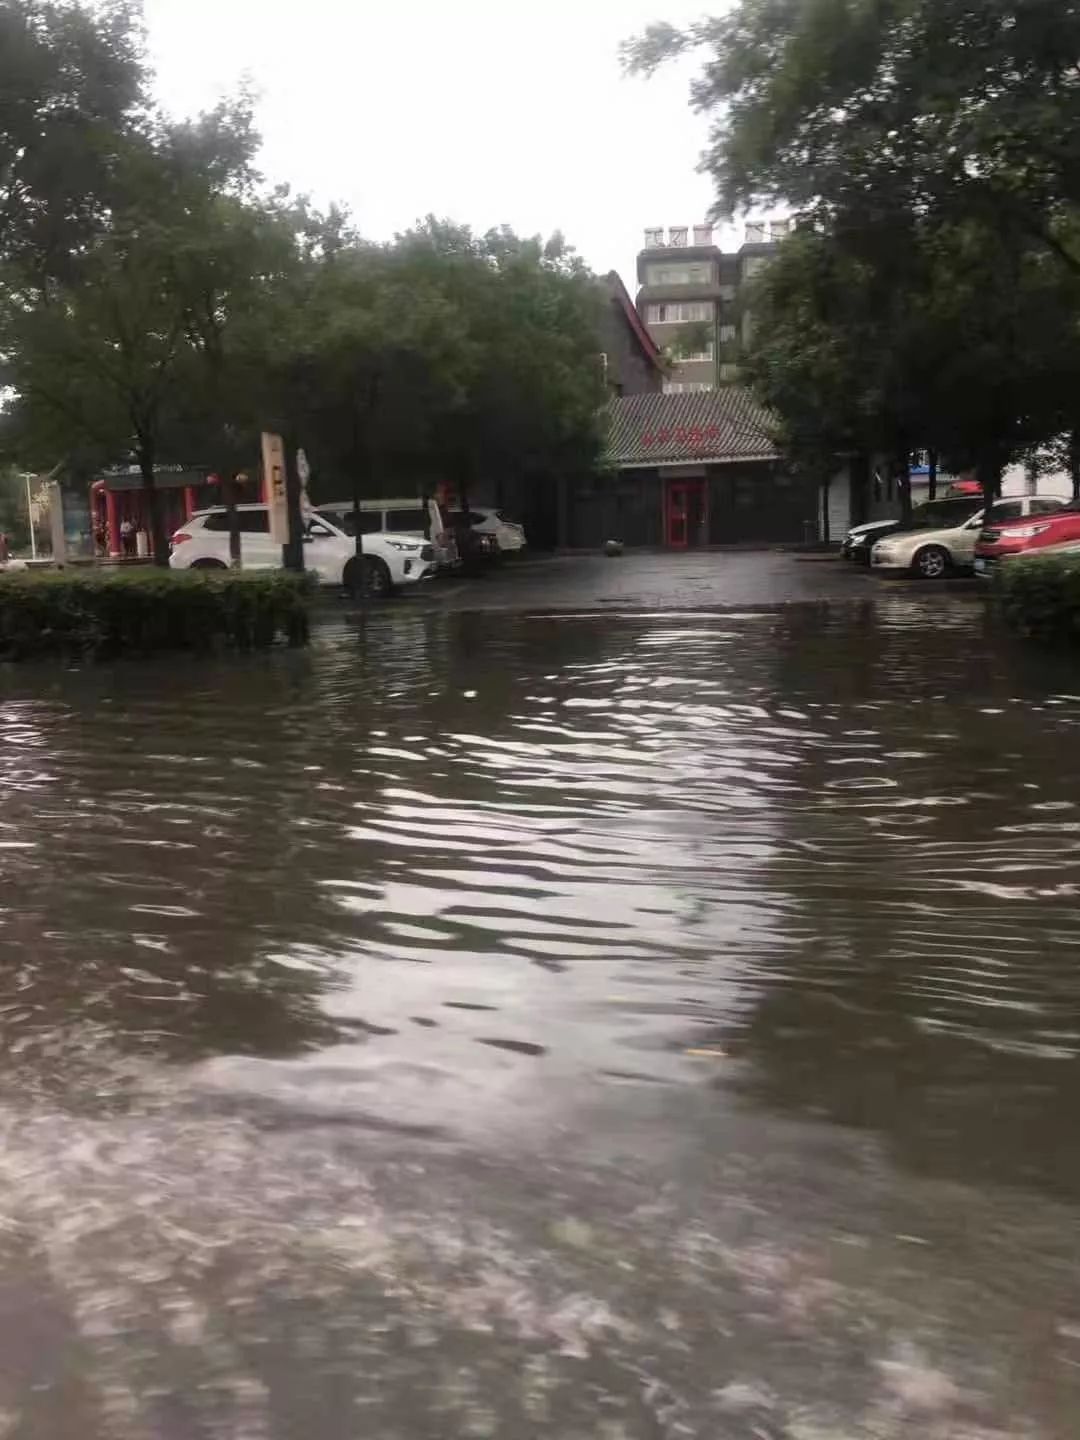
[0,594,1079,1437]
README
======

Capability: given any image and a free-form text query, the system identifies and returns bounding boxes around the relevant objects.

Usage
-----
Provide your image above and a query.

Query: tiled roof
[605,388,781,467]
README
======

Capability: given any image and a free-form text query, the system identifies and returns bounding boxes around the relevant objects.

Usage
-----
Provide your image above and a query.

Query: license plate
[974,558,988,575]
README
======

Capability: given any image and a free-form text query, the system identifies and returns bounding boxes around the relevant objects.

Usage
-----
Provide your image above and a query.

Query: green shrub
[992,552,1080,643]
[0,568,314,660]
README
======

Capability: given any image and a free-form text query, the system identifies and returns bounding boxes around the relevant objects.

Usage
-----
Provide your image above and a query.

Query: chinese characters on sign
[640,425,721,449]
[260,431,288,545]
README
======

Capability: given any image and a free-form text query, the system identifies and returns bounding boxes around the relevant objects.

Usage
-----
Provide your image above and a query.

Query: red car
[973,499,1077,577]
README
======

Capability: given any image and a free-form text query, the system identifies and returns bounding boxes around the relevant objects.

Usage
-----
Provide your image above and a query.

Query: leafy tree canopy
[625,1,1080,274]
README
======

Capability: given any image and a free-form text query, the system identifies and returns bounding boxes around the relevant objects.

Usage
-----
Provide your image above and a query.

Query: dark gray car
[842,496,984,563]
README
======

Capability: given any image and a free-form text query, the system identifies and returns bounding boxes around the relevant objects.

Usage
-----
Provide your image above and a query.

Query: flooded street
[1,577,1079,1438]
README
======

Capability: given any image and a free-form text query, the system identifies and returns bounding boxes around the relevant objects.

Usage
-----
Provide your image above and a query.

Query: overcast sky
[142,0,737,292]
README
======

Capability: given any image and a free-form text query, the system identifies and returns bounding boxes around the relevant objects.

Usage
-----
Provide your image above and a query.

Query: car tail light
[171,531,192,546]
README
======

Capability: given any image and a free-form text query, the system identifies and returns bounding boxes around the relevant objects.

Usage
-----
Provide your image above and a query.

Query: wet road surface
[0,576,1078,1437]
[416,549,883,611]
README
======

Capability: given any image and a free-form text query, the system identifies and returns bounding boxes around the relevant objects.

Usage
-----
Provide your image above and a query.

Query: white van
[320,497,458,570]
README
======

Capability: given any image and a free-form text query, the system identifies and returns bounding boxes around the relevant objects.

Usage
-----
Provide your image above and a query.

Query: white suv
[453,506,526,553]
[169,505,436,595]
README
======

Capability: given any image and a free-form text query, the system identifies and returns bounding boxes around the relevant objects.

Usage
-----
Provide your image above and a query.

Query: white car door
[950,511,985,564]
[303,520,349,583]
[233,512,279,570]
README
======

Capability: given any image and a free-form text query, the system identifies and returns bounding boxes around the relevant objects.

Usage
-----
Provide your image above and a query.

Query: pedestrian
[119,517,135,557]
[0,532,8,566]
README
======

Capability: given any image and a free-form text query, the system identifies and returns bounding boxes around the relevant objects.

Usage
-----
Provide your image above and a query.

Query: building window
[719,324,737,343]
[663,381,713,394]
[645,262,713,287]
[719,284,737,302]
[718,363,739,382]
[670,344,714,363]
[646,301,714,324]
[743,255,769,278]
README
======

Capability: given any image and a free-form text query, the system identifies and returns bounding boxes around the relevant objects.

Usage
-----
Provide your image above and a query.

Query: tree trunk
[281,439,305,573]
[224,474,241,568]
[819,470,831,546]
[896,448,912,525]
[975,452,1002,513]
[927,449,938,502]
[139,445,169,567]
[1070,430,1080,503]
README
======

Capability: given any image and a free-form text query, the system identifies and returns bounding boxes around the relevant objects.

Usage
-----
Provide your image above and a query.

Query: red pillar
[184,486,196,520]
[104,487,120,557]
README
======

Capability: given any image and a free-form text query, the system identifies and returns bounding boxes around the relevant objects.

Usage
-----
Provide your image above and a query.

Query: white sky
[141,0,737,292]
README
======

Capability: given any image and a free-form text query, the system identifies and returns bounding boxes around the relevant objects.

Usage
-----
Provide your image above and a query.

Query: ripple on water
[0,604,1076,1430]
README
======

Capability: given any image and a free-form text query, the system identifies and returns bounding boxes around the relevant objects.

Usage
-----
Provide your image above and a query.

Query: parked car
[842,496,984,564]
[973,500,1078,577]
[458,506,526,554]
[871,496,1064,578]
[318,497,458,571]
[443,511,499,572]
[169,505,436,595]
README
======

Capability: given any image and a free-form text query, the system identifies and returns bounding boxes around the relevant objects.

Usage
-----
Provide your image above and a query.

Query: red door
[665,480,706,548]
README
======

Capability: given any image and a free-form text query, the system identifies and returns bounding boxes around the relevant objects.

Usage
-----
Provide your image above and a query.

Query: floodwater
[0,592,1079,1438]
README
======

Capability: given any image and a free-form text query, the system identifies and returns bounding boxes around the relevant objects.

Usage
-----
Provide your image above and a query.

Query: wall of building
[564,462,818,548]
[566,469,663,548]
[819,467,853,544]
[636,226,786,392]
[708,464,818,545]
[662,359,715,393]
[598,300,662,397]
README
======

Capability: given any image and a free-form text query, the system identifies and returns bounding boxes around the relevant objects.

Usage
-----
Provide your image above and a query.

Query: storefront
[564,389,829,549]
[89,467,217,557]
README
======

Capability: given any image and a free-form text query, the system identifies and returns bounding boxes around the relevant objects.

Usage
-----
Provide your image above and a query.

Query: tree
[400,222,606,532]
[624,3,1080,277]
[261,219,606,542]
[0,0,145,289]
[627,3,1080,505]
[1,105,269,564]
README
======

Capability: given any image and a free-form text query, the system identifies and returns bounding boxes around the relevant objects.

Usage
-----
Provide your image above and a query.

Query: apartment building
[635,221,789,392]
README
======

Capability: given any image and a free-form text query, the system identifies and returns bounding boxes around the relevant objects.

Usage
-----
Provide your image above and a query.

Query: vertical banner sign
[261,432,288,545]
[46,480,66,564]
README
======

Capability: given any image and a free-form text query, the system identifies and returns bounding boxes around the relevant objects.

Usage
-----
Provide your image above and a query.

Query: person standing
[119,517,134,557]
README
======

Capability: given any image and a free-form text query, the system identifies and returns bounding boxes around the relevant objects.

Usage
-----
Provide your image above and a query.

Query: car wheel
[912,545,950,579]
[361,556,392,598]
[190,557,227,570]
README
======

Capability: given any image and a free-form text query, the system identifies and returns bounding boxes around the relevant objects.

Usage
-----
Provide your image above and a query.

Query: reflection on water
[0,600,1079,1436]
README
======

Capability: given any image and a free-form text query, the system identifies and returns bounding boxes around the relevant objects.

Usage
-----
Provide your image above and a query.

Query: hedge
[0,568,314,660]
[992,552,1080,643]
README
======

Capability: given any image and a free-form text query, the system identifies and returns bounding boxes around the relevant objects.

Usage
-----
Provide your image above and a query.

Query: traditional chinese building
[596,271,664,397]
[561,388,847,549]
[89,466,218,557]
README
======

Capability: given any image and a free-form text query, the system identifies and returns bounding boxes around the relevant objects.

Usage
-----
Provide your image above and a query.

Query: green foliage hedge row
[0,569,313,660]
[992,553,1080,643]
